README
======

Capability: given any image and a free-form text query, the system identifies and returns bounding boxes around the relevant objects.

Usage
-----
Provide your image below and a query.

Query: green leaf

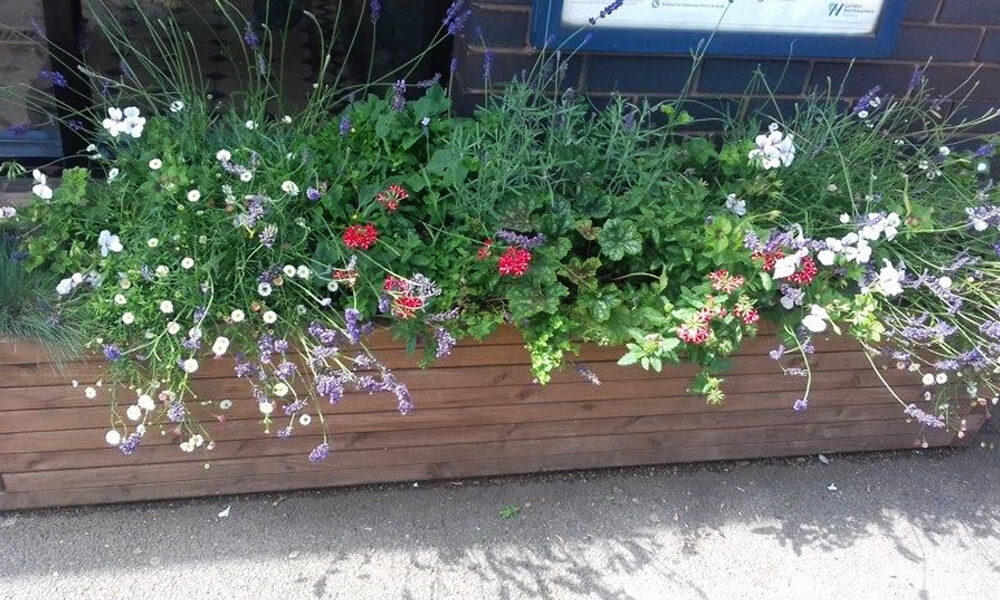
[598,218,642,261]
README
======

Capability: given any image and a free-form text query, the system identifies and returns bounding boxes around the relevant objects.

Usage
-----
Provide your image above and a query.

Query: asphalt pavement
[2,424,999,600]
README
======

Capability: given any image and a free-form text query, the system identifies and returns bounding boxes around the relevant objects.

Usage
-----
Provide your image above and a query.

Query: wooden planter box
[0,329,985,510]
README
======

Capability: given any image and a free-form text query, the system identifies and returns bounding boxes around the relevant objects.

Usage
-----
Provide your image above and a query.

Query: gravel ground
[2,425,999,600]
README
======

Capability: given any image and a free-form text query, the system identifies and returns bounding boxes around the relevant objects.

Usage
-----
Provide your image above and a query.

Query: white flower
[296,265,310,279]
[282,115,293,124]
[839,213,851,224]
[273,382,289,397]
[191,434,205,448]
[170,100,185,113]
[967,207,990,232]
[159,300,174,314]
[263,310,278,324]
[283,265,297,277]
[181,257,195,270]
[211,336,230,357]
[149,158,163,170]
[258,282,272,297]
[922,373,935,386]
[122,312,135,325]
[182,358,199,373]
[166,322,181,335]
[281,180,300,196]
[147,237,159,248]
[978,162,989,174]
[216,149,232,162]
[938,276,953,289]
[857,110,869,119]
[802,305,830,333]
[188,327,203,340]
[935,372,948,384]
[219,399,233,410]
[114,293,127,305]
[772,252,803,279]
[725,193,746,217]
[748,127,796,169]
[105,430,122,446]
[126,405,142,421]
[883,212,901,241]
[56,278,73,295]
[155,265,169,277]
[85,386,97,399]
[240,171,253,182]
[137,394,155,411]
[258,401,274,415]
[817,249,837,266]
[939,145,951,157]
[299,414,312,426]
[180,441,194,453]
[187,189,201,203]
[869,259,905,297]
[31,169,53,199]
[98,230,123,257]
[231,309,246,323]
[245,120,257,130]
[0,206,16,220]
[102,106,146,138]
[327,281,339,292]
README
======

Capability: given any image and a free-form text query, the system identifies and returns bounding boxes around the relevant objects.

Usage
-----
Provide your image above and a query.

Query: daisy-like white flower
[939,145,951,157]
[32,169,53,199]
[282,115,293,124]
[169,100,185,113]
[258,282,272,297]
[122,312,135,325]
[283,265,297,277]
[259,401,274,415]
[160,300,174,314]
[296,265,310,279]
[245,120,257,130]
[922,373,935,386]
[147,237,159,248]
[281,180,300,196]
[216,149,231,162]
[137,394,155,411]
[935,372,948,384]
[211,336,230,357]
[149,158,163,170]
[85,386,98,399]
[105,430,122,445]
[98,230,123,257]
[181,257,195,269]
[107,168,120,182]
[230,309,245,323]
[180,441,195,453]
[126,405,142,421]
[167,321,181,335]
[182,358,199,374]
[263,310,278,324]
[299,414,312,426]
[187,189,201,202]
[155,265,169,277]
[273,382,289,397]
[240,171,253,182]
[114,293,127,305]
[218,399,233,410]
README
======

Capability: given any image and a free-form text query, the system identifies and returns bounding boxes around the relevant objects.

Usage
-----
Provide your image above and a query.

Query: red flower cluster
[752,250,785,271]
[342,223,379,250]
[331,268,358,288]
[707,269,745,293]
[376,184,408,212]
[734,307,760,325]
[788,255,818,285]
[677,323,710,345]
[697,296,727,323]
[477,238,493,260]
[498,247,532,277]
[383,275,425,319]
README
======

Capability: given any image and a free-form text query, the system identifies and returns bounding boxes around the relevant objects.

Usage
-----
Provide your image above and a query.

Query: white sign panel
[561,0,885,36]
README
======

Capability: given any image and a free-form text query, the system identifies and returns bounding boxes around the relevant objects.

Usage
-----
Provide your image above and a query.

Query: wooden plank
[0,431,957,509]
[0,403,945,472]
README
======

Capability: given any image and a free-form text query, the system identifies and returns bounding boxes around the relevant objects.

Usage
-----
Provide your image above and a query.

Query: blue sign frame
[531,0,907,59]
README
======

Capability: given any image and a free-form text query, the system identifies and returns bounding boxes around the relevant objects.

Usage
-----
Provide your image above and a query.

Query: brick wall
[452,0,1000,132]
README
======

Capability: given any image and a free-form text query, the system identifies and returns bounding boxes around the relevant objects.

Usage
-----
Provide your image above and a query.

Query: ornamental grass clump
[1,1,998,461]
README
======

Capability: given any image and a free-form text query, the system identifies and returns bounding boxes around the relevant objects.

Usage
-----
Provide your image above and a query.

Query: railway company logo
[829,3,846,16]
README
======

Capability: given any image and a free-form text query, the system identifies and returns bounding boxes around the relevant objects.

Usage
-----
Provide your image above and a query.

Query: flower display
[342,223,379,250]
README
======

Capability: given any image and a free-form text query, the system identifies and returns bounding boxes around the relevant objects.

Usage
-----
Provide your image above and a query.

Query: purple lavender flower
[495,229,546,250]
[276,426,293,439]
[575,363,602,386]
[435,327,456,358]
[244,21,260,49]
[447,9,472,36]
[283,398,306,416]
[907,67,925,94]
[308,442,330,463]
[306,187,322,202]
[339,114,351,136]
[102,344,123,362]
[7,122,30,136]
[429,307,461,323]
[450,58,459,75]
[743,230,762,252]
[769,345,785,361]
[378,294,391,314]
[40,69,67,88]
[934,359,961,371]
[119,431,143,455]
[316,374,345,403]
[904,403,945,428]
[167,401,185,423]
[259,224,277,249]
[853,85,882,114]
[395,384,414,414]
[483,50,494,82]
[588,0,625,25]
[344,308,363,344]
[417,73,442,88]
[275,360,297,380]
[792,398,808,411]
[273,338,290,353]
[181,336,202,351]
[235,356,260,379]
[391,79,407,112]
[973,143,995,158]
